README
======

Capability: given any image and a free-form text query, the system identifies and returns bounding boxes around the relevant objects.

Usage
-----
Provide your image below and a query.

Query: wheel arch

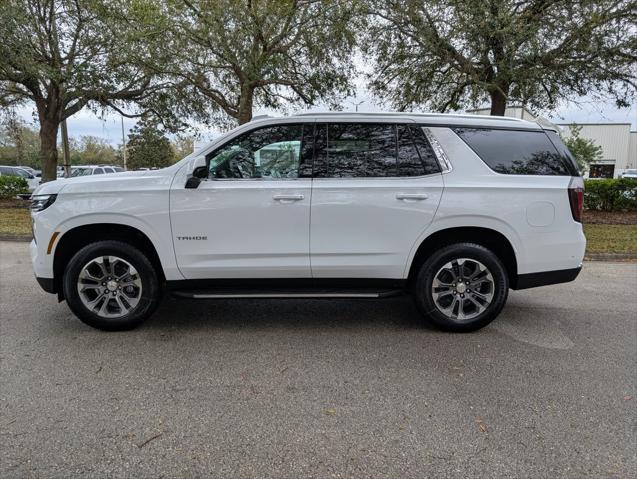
[407,226,519,288]
[52,223,166,299]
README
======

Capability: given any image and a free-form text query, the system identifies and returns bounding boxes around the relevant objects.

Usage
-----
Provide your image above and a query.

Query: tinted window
[93,168,104,175]
[324,123,396,177]
[207,124,307,179]
[399,126,441,176]
[454,128,574,175]
[545,131,580,175]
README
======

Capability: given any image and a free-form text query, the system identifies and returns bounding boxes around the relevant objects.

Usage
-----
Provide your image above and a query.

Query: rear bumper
[512,265,582,290]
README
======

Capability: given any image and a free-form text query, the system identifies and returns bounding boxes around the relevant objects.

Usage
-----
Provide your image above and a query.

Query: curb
[0,235,31,242]
[584,253,637,262]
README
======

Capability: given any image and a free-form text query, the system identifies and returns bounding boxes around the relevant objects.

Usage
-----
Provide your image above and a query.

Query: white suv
[30,113,585,332]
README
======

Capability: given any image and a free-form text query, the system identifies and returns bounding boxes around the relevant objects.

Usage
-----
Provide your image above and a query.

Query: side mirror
[193,165,208,178]
[185,155,207,189]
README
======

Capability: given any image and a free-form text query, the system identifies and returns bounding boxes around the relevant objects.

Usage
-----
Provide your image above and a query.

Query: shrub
[0,175,29,199]
[584,178,637,211]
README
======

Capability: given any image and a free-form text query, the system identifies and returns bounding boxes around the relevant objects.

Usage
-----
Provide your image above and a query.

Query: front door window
[207,124,309,179]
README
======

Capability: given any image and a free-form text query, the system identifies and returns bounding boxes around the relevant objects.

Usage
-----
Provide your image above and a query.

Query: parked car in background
[70,165,125,177]
[30,112,585,333]
[0,165,40,192]
[620,169,637,179]
[18,166,39,177]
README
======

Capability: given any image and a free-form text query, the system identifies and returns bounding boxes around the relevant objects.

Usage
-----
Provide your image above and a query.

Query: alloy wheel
[76,256,142,318]
[431,258,495,321]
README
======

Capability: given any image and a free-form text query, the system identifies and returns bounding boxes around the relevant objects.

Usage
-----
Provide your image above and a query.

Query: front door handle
[273,194,304,201]
[396,193,428,201]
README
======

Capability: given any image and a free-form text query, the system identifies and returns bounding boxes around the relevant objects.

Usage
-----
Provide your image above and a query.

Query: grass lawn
[0,205,31,236]
[582,224,637,255]
[0,205,636,256]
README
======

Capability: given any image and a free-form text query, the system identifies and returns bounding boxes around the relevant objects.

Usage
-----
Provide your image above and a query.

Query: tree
[126,117,174,170]
[143,0,357,125]
[0,112,41,167]
[562,124,603,172]
[363,0,637,115]
[0,0,170,181]
[171,135,195,161]
[69,136,118,165]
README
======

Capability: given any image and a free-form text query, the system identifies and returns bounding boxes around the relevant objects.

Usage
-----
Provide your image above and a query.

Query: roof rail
[292,111,526,122]
[250,114,272,121]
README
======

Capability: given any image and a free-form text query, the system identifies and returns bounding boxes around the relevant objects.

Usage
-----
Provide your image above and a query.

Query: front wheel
[413,243,509,332]
[62,240,161,331]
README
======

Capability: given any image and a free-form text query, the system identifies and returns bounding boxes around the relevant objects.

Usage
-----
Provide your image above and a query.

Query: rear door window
[313,123,441,178]
[319,123,396,178]
[454,128,576,175]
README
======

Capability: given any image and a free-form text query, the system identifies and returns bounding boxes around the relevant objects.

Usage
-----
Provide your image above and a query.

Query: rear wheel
[62,240,161,331]
[413,243,509,332]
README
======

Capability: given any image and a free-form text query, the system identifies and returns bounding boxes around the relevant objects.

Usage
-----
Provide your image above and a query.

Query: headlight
[31,194,57,212]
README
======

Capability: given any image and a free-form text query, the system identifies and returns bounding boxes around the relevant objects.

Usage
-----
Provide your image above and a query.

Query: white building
[557,123,636,178]
[468,106,637,177]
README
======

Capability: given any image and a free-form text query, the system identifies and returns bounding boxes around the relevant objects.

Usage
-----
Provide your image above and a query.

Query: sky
[14,90,637,148]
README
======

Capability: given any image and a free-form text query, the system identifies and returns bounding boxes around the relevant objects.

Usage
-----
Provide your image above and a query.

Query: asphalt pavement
[1,241,636,478]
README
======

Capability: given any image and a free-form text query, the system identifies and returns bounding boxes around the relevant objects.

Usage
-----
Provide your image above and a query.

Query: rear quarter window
[454,128,576,176]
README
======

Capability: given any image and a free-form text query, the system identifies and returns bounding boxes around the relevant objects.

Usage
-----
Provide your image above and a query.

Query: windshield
[71,168,91,177]
[14,168,32,178]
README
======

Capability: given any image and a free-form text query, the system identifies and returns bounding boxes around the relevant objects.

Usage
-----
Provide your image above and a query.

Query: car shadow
[141,295,436,333]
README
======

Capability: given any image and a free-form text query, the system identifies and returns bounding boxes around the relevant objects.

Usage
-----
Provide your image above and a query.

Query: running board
[171,290,403,299]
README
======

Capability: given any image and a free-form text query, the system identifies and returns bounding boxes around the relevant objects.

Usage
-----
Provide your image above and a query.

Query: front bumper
[30,239,55,293]
[35,276,56,294]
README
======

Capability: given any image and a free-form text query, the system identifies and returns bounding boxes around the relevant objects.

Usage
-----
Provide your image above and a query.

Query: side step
[171,289,404,299]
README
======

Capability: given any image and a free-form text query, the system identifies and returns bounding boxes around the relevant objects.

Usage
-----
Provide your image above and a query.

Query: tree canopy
[363,0,637,115]
[0,0,170,180]
[142,0,357,125]
[126,116,175,170]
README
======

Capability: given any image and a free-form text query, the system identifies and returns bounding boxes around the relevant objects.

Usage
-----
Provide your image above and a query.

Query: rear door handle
[396,193,428,201]
[273,194,304,201]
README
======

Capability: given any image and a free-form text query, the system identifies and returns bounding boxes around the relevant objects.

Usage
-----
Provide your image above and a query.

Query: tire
[413,243,509,332]
[62,240,161,331]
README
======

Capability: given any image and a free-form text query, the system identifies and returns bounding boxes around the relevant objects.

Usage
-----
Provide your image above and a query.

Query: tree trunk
[489,88,507,116]
[39,119,59,183]
[236,87,254,125]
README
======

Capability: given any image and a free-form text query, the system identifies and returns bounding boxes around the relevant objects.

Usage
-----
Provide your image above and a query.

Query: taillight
[568,177,584,223]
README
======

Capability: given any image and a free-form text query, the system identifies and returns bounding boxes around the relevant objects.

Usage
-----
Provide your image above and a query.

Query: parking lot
[1,240,635,478]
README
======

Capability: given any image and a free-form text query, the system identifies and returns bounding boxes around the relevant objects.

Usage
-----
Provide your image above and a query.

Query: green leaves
[562,124,603,172]
[126,116,175,170]
[149,0,358,124]
[363,0,636,115]
[0,176,29,199]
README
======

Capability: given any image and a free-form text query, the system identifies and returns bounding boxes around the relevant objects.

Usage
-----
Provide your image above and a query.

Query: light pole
[121,116,127,171]
[348,100,365,112]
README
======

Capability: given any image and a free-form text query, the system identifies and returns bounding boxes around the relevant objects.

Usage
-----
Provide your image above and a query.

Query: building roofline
[555,122,632,126]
